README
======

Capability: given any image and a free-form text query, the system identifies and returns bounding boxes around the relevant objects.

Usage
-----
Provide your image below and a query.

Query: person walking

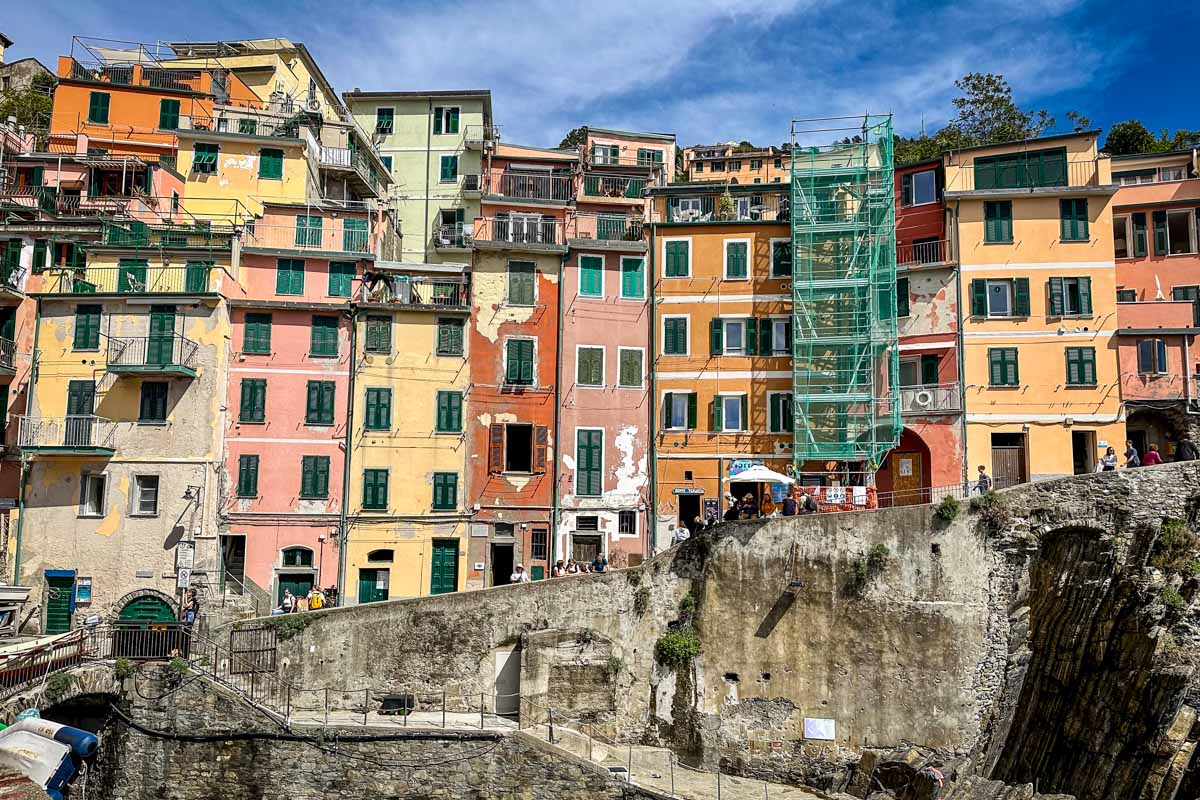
[1144,443,1164,466]
[1098,446,1118,471]
[510,564,532,583]
[307,587,325,611]
[975,465,993,494]
[782,489,798,517]
[1124,440,1140,468]
[1174,435,1199,462]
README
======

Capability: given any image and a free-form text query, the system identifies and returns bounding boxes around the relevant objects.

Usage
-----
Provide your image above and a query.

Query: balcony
[588,153,665,169]
[318,146,385,195]
[99,221,237,250]
[179,113,301,141]
[582,174,646,201]
[461,174,482,196]
[432,222,470,251]
[18,416,117,456]
[567,213,646,251]
[473,216,566,254]
[662,192,789,224]
[464,125,499,148]
[946,158,1105,195]
[897,239,954,269]
[899,384,961,415]
[483,172,573,203]
[359,275,469,312]
[106,334,199,378]
[41,265,216,296]
[243,222,372,257]
[66,59,210,94]
[0,338,15,375]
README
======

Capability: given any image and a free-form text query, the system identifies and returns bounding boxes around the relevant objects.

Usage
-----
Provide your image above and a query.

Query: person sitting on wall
[510,564,532,583]
[799,490,819,514]
[673,526,692,545]
[723,495,741,522]
[551,560,565,578]
[591,555,608,573]
[740,493,757,519]
[975,465,993,493]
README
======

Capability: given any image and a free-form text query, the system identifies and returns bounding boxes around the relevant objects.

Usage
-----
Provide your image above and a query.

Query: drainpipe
[551,252,566,568]
[951,200,968,488]
[423,100,433,264]
[13,297,43,585]
[647,222,658,555]
[336,305,358,600]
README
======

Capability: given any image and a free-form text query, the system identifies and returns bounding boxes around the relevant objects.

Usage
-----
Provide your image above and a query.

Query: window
[282,547,313,568]
[300,455,330,499]
[575,429,603,497]
[258,148,284,180]
[79,473,106,517]
[305,381,336,425]
[723,240,749,279]
[637,148,663,167]
[1116,170,1155,186]
[901,169,937,206]
[662,392,696,430]
[365,315,391,354]
[139,382,168,423]
[1116,289,1137,303]
[971,278,1029,318]
[531,529,548,560]
[1155,210,1196,255]
[750,159,762,170]
[768,392,793,433]
[973,146,1066,190]
[729,160,742,170]
[662,316,688,355]
[1048,276,1092,317]
[295,215,323,248]
[375,107,394,134]
[1138,339,1169,375]
[436,318,464,356]
[712,318,753,356]
[988,348,1019,386]
[507,262,535,305]
[276,258,304,295]
[1131,212,1148,257]
[244,313,272,354]
[237,117,259,136]
[1065,347,1097,386]
[236,455,259,498]
[505,339,535,385]
[896,276,910,318]
[714,394,746,432]
[577,346,604,387]
[501,424,537,472]
[87,92,110,124]
[1113,215,1130,259]
[328,261,355,297]
[1059,198,1089,242]
[433,106,460,135]
[364,387,392,431]
[310,315,339,357]
[618,348,643,388]
[192,143,218,175]
[771,240,792,277]
[439,155,458,183]
[592,144,620,165]
[664,240,690,277]
[158,99,180,130]
[133,475,159,516]
[73,305,101,350]
[620,257,645,299]
[367,549,394,562]
[1173,286,1200,326]
[362,469,389,510]
[694,162,704,173]
[618,510,636,535]
[1160,166,1186,182]
[432,472,458,510]
[239,379,266,423]
[29,239,46,274]
[984,200,1013,243]
[381,156,392,173]
[576,515,599,531]
[579,255,603,297]
[774,158,783,169]
[769,318,792,355]
[435,390,462,433]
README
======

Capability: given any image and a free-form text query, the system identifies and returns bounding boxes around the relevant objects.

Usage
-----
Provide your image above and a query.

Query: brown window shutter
[534,425,549,472]
[488,424,505,474]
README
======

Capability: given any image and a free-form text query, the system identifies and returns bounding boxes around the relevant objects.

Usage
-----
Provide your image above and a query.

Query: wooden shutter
[971,280,987,317]
[744,317,757,355]
[241,379,265,422]
[989,350,1002,386]
[1078,277,1092,315]
[661,393,673,428]
[896,277,910,317]
[920,354,939,386]
[711,397,723,431]
[710,318,723,355]
[758,318,773,354]
[74,305,100,350]
[329,262,355,297]
[238,455,259,497]
[488,424,505,474]
[1153,211,1168,255]
[686,393,697,430]
[901,173,913,206]
[580,256,602,296]
[1048,277,1064,316]
[311,316,338,356]
[301,456,316,498]
[433,107,443,135]
[1132,213,1148,257]
[448,107,459,134]
[1137,340,1153,373]
[533,425,549,473]
[1013,278,1030,317]
[314,457,329,498]
[306,382,321,422]
[365,315,390,353]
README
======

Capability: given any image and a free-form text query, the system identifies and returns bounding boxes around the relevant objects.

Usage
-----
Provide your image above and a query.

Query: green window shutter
[437,318,464,356]
[1059,198,1088,241]
[1153,210,1169,255]
[686,393,697,430]
[192,143,218,173]
[896,277,910,317]
[984,201,1012,243]
[660,393,673,428]
[158,99,180,130]
[1078,277,1092,315]
[88,92,110,124]
[30,167,43,187]
[970,280,987,317]
[244,313,272,354]
[31,240,46,273]
[276,259,304,295]
[580,255,603,297]
[433,107,443,135]
[758,318,773,354]
[577,348,602,386]
[365,388,392,430]
[73,305,101,350]
[448,108,459,134]
[711,397,723,431]
[310,315,339,356]
[770,393,784,432]
[328,261,355,297]
[365,315,391,354]
[665,318,687,355]
[506,339,534,384]
[988,350,1002,386]
[295,216,323,248]
[240,379,266,422]
[306,381,336,425]
[665,241,688,277]
[342,219,368,253]
[435,390,463,433]
[363,469,388,510]
[440,155,458,182]
[1048,277,1064,316]
[726,242,747,278]
[432,472,458,510]
[138,381,168,422]
[1137,340,1153,373]
[744,316,758,355]
[621,258,645,299]
[508,262,535,305]
[618,349,642,387]
[259,148,283,179]
[576,429,602,497]
[1013,278,1030,317]
[920,354,939,386]
[1132,213,1148,257]
[237,455,259,498]
[710,318,724,355]
[1066,347,1096,385]
[238,118,258,136]
[901,173,913,206]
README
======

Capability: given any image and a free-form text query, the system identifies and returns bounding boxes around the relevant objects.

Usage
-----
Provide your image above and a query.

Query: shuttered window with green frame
[435,390,462,433]
[236,454,259,498]
[158,99,180,130]
[192,142,218,174]
[1065,347,1097,386]
[258,148,283,179]
[620,257,645,299]
[310,315,339,356]
[88,92,110,124]
[507,262,535,305]
[304,381,336,425]
[300,455,330,499]
[618,348,643,388]
[364,387,392,431]
[663,317,688,355]
[769,392,793,433]
[579,255,603,297]
[505,339,535,385]
[1131,212,1148,257]
[896,276,910,317]
[73,305,101,350]
[439,155,458,183]
[276,258,304,295]
[987,348,1019,386]
[1048,276,1092,317]
[364,315,391,354]
[577,347,603,386]
[436,318,464,356]
[575,429,603,497]
[328,261,355,297]
[239,378,267,422]
[1059,198,1089,242]
[664,240,689,277]
[431,472,458,510]
[243,313,272,354]
[342,219,368,252]
[362,469,388,510]
[984,201,1013,243]
[295,215,323,248]
[724,241,748,279]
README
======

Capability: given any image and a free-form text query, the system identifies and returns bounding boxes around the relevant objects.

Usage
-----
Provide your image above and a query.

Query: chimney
[0,32,12,65]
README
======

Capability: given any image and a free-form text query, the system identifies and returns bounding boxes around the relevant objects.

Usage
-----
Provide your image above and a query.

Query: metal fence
[360,275,469,310]
[473,216,564,247]
[897,238,952,267]
[664,192,788,223]
[568,213,645,243]
[0,338,15,371]
[484,172,573,202]
[898,384,961,414]
[245,222,371,254]
[948,159,1100,192]
[106,334,200,371]
[432,222,469,249]
[582,174,646,199]
[42,265,215,295]
[17,415,117,450]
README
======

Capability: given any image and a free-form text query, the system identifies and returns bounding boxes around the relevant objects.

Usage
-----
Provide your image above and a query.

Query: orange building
[681,143,790,184]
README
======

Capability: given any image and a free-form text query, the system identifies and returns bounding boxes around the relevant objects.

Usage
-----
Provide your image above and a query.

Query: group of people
[1115,437,1198,469]
[719,487,820,522]
[272,586,331,615]
[548,556,610,578]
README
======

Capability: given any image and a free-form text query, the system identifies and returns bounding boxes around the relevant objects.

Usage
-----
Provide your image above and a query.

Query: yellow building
[944,131,1123,484]
[342,265,472,601]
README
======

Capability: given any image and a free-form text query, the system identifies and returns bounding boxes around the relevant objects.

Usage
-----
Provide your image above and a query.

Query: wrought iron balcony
[99,220,237,249]
[483,172,573,202]
[359,274,469,311]
[106,334,199,377]
[18,415,117,455]
[473,216,565,252]
[948,159,1102,193]
[41,265,215,295]
[0,338,15,374]
[432,222,470,250]
[899,384,962,415]
[244,222,371,255]
[582,174,646,199]
[318,146,385,194]
[567,213,645,247]
[897,239,954,268]
[664,192,789,223]
[463,124,499,148]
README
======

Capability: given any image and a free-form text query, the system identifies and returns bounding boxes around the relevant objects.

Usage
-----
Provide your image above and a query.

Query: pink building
[220,203,374,607]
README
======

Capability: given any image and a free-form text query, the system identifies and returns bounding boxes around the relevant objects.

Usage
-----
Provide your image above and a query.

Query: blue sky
[4,0,1196,148]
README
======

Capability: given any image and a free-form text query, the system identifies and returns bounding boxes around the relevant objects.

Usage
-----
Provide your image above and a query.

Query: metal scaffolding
[789,114,899,476]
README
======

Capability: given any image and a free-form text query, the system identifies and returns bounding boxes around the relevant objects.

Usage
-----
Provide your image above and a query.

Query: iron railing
[587,152,666,169]
[897,239,953,267]
[567,213,645,242]
[898,384,961,414]
[106,334,200,371]
[244,222,371,254]
[463,124,499,145]
[179,113,302,140]
[432,222,469,249]
[582,174,646,199]
[483,172,573,202]
[100,220,236,249]
[317,146,384,193]
[360,275,469,310]
[67,59,208,93]
[473,216,564,247]
[663,192,789,223]
[17,415,117,450]
[949,159,1101,192]
[0,337,16,371]
[41,265,215,295]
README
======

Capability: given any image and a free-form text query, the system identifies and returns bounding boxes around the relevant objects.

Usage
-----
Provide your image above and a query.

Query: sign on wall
[804,718,836,740]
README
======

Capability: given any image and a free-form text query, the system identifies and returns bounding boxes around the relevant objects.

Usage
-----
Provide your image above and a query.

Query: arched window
[118,595,175,622]
[367,549,394,563]
[282,547,313,568]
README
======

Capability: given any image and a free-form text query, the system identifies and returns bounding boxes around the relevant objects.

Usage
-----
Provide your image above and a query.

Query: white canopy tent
[722,465,795,485]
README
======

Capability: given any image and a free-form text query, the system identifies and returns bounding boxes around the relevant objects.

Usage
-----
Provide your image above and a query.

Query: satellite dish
[163,525,185,550]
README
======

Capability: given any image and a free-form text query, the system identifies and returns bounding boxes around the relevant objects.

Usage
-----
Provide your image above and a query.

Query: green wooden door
[118,259,148,293]
[357,568,389,603]
[147,305,176,366]
[118,595,175,622]
[277,574,314,604]
[65,379,95,446]
[429,540,459,595]
[44,575,74,634]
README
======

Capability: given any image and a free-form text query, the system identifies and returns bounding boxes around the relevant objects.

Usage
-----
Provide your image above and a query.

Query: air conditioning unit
[912,388,935,408]
[306,98,322,112]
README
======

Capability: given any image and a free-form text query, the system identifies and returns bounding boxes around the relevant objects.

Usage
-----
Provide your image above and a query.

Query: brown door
[571,535,602,564]
[891,451,925,506]
[991,436,1027,489]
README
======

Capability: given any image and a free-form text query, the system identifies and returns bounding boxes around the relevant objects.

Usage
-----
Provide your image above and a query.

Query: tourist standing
[1144,444,1164,466]
[975,465,993,494]
[1124,440,1140,468]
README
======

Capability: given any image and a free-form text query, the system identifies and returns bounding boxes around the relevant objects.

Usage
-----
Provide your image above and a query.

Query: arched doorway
[876,427,933,507]
[118,594,176,622]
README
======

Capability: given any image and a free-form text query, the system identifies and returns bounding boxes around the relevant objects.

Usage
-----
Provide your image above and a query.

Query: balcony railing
[0,338,15,372]
[484,172,573,202]
[433,222,469,249]
[473,216,564,247]
[318,146,384,193]
[106,334,199,376]
[463,124,499,146]
[582,174,646,199]
[949,159,1101,193]
[568,213,645,243]
[664,192,789,223]
[244,222,371,255]
[360,275,469,311]
[68,59,207,93]
[179,113,301,140]
[18,415,117,453]
[899,384,961,415]
[897,239,953,267]
[100,220,236,249]
[42,265,215,295]
[588,153,666,169]
[0,185,57,213]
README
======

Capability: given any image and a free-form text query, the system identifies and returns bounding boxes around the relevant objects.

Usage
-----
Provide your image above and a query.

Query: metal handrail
[106,334,200,370]
[17,415,117,450]
[473,216,564,246]
[359,274,469,309]
[484,172,573,202]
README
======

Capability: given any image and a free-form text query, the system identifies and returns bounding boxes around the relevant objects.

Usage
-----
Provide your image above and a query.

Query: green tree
[1065,111,1092,132]
[1102,120,1158,155]
[558,126,587,150]
[945,72,1055,146]
[0,73,54,130]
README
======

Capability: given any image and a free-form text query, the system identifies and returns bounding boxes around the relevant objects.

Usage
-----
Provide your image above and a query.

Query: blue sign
[728,459,764,477]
